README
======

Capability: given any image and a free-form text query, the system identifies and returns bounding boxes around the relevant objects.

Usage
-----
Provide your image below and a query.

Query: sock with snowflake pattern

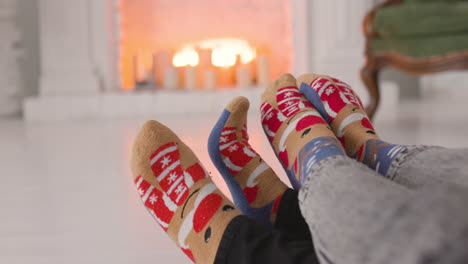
[260,74,345,189]
[208,96,288,226]
[131,120,240,263]
[297,74,409,176]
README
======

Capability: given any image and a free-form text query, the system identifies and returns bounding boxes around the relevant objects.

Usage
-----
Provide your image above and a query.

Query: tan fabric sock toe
[296,74,381,157]
[131,120,240,263]
[212,96,288,224]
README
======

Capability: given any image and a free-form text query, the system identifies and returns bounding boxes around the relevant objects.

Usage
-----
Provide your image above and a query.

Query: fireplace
[119,0,292,91]
[25,0,376,121]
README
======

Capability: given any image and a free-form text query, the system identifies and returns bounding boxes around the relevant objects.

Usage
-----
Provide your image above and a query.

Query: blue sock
[293,136,346,185]
[208,98,288,226]
[357,139,408,177]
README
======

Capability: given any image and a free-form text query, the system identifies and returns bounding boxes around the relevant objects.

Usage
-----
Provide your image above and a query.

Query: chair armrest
[363,0,404,38]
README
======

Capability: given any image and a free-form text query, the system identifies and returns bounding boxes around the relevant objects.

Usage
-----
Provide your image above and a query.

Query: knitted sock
[260,73,345,189]
[297,74,408,176]
[208,96,288,226]
[131,120,240,263]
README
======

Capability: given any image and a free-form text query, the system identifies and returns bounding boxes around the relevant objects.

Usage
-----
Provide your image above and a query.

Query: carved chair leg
[361,63,380,120]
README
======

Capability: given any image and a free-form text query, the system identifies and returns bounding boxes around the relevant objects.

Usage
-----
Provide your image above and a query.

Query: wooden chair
[361,0,468,119]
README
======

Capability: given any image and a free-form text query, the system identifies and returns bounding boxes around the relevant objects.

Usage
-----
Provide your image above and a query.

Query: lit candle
[185,66,197,90]
[236,65,252,88]
[204,69,217,90]
[257,56,270,87]
[141,70,151,83]
[164,66,178,89]
[156,50,171,87]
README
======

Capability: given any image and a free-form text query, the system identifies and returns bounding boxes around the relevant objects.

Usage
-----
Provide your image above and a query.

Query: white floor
[1,99,468,264]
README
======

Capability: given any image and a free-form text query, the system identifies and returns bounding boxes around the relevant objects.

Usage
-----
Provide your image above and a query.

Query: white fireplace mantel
[24,0,377,121]
[37,0,119,96]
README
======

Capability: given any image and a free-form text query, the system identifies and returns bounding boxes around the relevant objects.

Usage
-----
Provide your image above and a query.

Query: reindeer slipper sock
[298,74,408,177]
[131,120,241,263]
[260,74,345,189]
[208,96,288,226]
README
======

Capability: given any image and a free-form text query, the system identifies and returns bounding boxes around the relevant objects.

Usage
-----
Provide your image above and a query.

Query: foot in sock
[208,96,288,226]
[131,120,240,263]
[260,73,345,189]
[297,74,408,176]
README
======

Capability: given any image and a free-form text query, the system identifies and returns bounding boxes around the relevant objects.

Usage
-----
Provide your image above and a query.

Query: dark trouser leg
[214,215,319,264]
[274,188,312,241]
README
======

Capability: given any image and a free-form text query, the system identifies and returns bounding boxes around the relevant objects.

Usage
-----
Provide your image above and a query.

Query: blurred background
[1,0,467,263]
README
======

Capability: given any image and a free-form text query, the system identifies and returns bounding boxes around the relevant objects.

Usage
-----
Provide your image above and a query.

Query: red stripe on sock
[243,186,259,204]
[186,163,207,183]
[361,118,375,131]
[296,115,326,131]
[279,150,289,168]
[272,194,283,213]
[181,248,195,262]
[193,194,222,233]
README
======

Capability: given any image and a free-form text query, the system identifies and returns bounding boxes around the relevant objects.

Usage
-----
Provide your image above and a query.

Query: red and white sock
[260,74,344,189]
[131,120,240,263]
[208,96,288,225]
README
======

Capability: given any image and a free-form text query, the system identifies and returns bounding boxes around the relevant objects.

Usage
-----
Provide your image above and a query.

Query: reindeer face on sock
[331,105,377,154]
[178,184,238,263]
[265,86,329,168]
[136,142,238,263]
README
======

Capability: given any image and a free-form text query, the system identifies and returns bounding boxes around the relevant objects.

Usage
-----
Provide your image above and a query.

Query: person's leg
[215,215,318,264]
[259,74,346,190]
[131,120,319,263]
[391,147,468,189]
[274,188,312,241]
[260,75,468,264]
[209,96,311,240]
[299,155,468,264]
[297,74,468,190]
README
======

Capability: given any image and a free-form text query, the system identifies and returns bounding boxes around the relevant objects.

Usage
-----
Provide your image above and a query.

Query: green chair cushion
[373,34,468,58]
[405,0,467,3]
[374,3,468,37]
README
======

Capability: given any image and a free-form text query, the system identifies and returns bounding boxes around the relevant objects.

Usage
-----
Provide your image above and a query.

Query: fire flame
[172,47,200,67]
[172,38,256,68]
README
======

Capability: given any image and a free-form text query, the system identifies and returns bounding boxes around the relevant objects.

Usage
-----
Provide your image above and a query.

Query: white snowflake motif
[266,112,273,120]
[175,185,186,195]
[284,91,293,98]
[167,172,178,183]
[160,156,171,168]
[229,145,239,153]
[285,101,294,106]
[220,136,228,143]
[149,194,158,205]
[287,107,299,116]
[137,188,144,196]
[325,87,335,96]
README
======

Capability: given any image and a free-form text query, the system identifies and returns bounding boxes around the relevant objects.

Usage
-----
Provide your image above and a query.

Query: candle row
[133,52,270,90]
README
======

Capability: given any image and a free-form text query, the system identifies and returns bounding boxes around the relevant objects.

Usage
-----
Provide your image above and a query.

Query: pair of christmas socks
[130,102,297,263]
[130,73,408,263]
[254,73,408,190]
[297,74,408,178]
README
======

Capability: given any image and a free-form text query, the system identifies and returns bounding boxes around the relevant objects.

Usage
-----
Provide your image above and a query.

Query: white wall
[0,0,40,118]
[291,0,375,104]
[16,0,41,99]
[0,0,21,117]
